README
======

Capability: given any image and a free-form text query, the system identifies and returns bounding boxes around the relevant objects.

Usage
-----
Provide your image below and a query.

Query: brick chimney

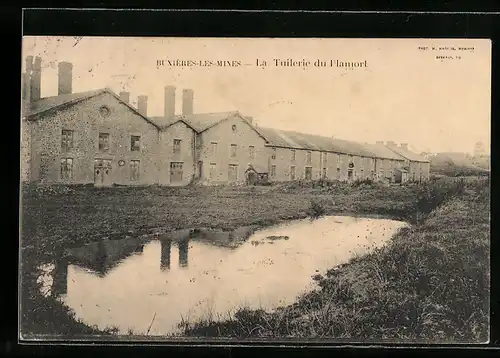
[137,95,148,116]
[400,143,408,150]
[58,61,73,95]
[119,91,130,104]
[164,85,176,118]
[30,56,42,101]
[182,89,194,115]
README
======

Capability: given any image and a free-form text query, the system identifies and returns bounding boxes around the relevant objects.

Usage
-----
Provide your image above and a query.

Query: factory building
[20,56,430,186]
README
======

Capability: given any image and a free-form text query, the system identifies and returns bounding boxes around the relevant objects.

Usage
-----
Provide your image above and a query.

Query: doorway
[94,159,112,186]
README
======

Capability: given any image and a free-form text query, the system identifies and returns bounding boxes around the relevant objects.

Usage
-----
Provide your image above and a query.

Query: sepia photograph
[19,36,491,344]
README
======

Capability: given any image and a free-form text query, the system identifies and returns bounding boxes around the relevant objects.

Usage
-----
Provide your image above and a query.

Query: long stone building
[20,56,430,186]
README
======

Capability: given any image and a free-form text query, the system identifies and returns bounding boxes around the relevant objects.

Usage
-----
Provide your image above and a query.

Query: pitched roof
[255,127,402,160]
[183,111,240,132]
[23,88,105,118]
[359,142,405,161]
[23,87,160,129]
[385,144,430,162]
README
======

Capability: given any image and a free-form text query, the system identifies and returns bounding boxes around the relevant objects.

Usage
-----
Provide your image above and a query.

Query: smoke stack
[137,95,148,116]
[182,89,194,115]
[30,56,42,101]
[119,91,130,104]
[58,61,73,95]
[164,85,176,118]
[400,143,408,150]
[376,141,384,145]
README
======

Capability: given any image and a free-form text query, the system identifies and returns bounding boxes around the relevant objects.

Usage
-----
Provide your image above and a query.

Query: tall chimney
[182,89,194,115]
[30,56,42,101]
[164,85,176,118]
[137,95,148,116]
[119,91,130,104]
[58,61,73,95]
[400,143,408,150]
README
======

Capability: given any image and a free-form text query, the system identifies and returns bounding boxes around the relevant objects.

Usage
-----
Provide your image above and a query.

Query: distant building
[20,56,430,186]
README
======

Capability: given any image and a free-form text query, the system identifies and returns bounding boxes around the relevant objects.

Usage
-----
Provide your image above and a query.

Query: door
[94,159,112,186]
[170,162,184,184]
[305,167,312,180]
[347,169,353,180]
[197,161,203,179]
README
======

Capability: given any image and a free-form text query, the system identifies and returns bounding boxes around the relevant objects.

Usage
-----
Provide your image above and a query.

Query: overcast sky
[22,37,491,154]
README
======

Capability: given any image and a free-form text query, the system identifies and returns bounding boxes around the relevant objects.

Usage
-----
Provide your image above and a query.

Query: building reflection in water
[178,238,189,268]
[52,257,68,296]
[160,238,172,271]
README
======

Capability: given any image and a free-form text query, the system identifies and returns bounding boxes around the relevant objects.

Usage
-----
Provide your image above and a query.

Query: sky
[22,37,491,154]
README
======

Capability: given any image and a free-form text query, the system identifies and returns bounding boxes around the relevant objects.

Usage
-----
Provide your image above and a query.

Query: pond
[36,215,407,336]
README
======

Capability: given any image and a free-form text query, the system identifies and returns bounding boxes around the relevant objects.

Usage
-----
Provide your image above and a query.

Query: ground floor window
[170,161,183,183]
[337,167,341,179]
[305,166,312,180]
[209,163,216,180]
[290,165,296,180]
[130,160,140,181]
[271,165,276,178]
[60,158,73,180]
[228,164,239,181]
[348,168,353,180]
[322,167,327,179]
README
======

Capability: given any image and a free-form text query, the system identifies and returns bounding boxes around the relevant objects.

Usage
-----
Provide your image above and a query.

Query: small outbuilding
[394,168,409,184]
[245,165,269,185]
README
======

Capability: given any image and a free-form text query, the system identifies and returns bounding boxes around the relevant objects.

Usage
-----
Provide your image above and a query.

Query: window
[306,151,312,164]
[209,163,217,180]
[271,165,276,178]
[173,139,181,154]
[228,164,238,181]
[348,169,354,180]
[130,160,140,181]
[337,168,341,179]
[305,166,312,180]
[249,146,255,159]
[98,133,110,152]
[291,150,296,161]
[322,167,327,178]
[211,142,218,156]
[290,165,296,180]
[61,130,74,152]
[360,169,364,178]
[230,144,237,158]
[232,124,237,132]
[131,135,141,152]
[60,158,73,180]
[271,148,276,160]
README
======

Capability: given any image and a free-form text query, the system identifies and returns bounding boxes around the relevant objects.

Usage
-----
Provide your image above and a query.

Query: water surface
[38,215,407,335]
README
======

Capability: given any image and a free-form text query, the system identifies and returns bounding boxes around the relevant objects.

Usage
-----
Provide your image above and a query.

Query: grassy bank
[179,178,490,342]
[19,178,489,339]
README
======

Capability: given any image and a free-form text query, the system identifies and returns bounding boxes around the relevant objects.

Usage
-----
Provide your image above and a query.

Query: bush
[308,199,326,218]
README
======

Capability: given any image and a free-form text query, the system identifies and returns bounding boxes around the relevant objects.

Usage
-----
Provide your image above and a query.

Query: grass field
[19,177,490,341]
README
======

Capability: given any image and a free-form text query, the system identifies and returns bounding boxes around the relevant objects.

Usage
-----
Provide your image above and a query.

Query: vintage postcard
[19,36,491,344]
